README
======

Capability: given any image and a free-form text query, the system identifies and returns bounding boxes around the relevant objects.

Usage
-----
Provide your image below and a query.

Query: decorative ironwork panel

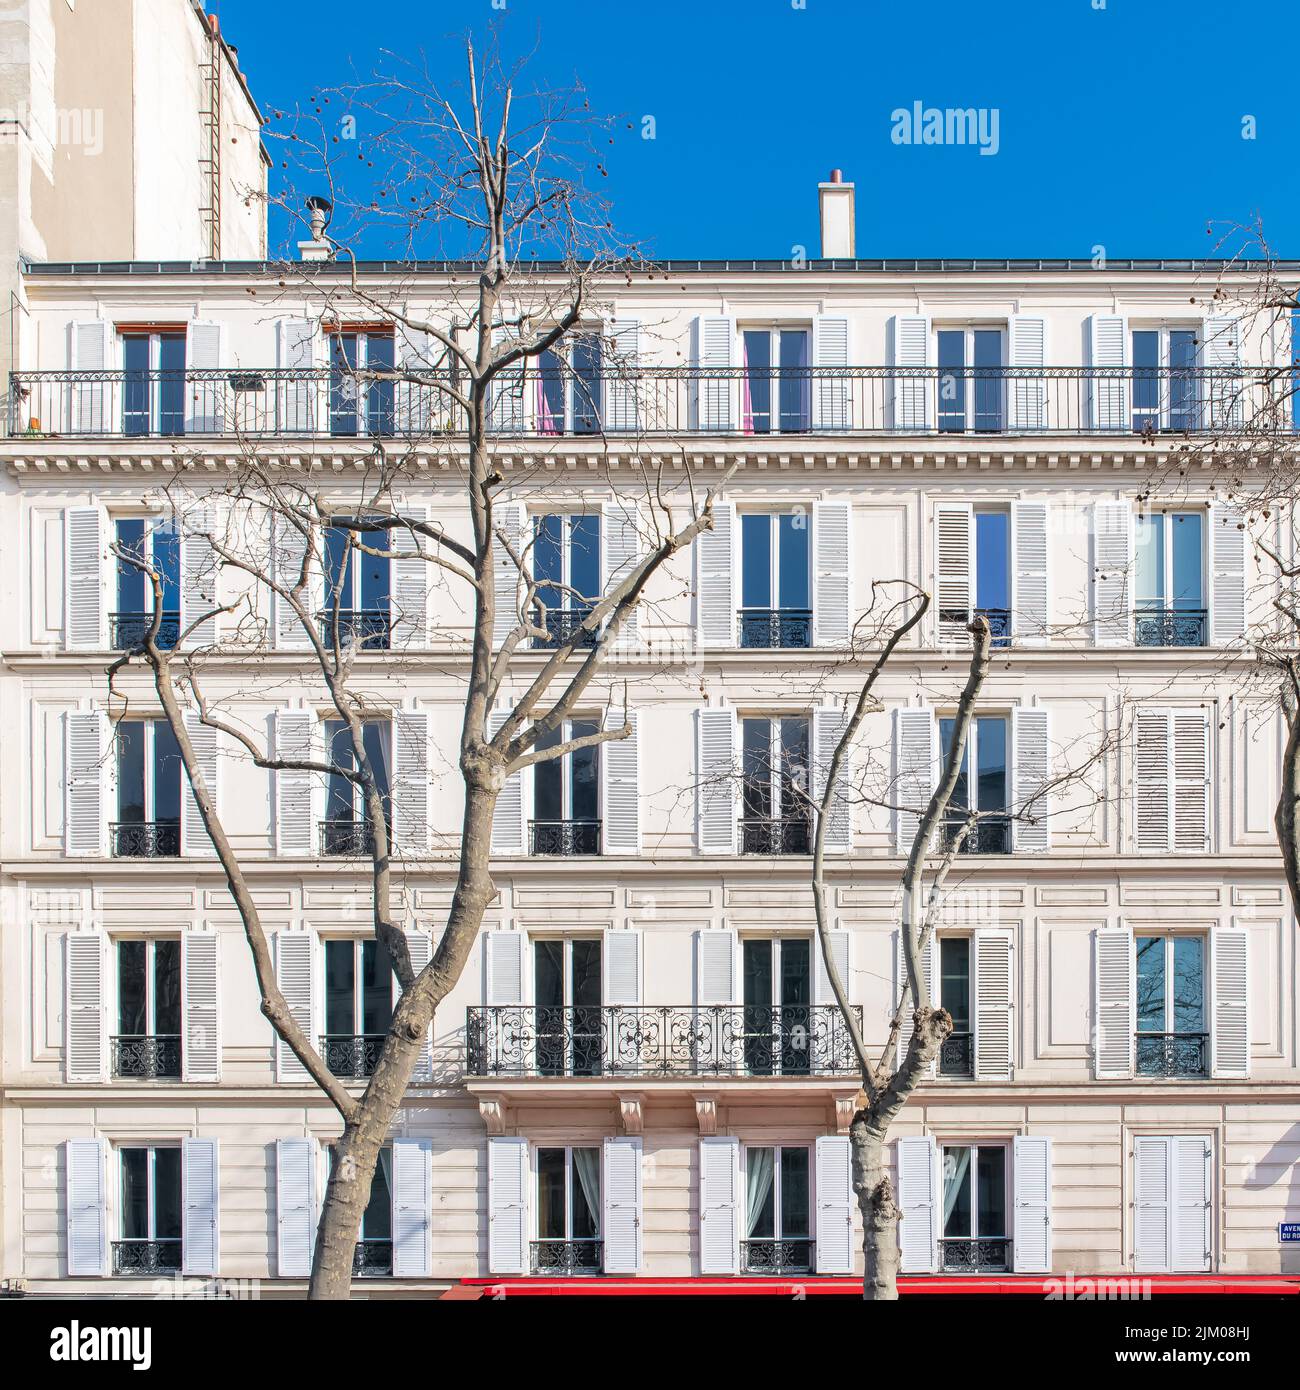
[739,817,812,855]
[321,1034,386,1080]
[531,607,598,650]
[111,611,181,651]
[112,1034,182,1079]
[110,821,181,858]
[352,1240,394,1277]
[741,1238,815,1274]
[319,819,377,857]
[939,1237,1012,1273]
[1135,607,1207,648]
[975,606,1011,646]
[316,609,393,651]
[940,816,1011,855]
[1135,1031,1208,1078]
[939,1031,974,1077]
[530,819,602,856]
[737,608,813,649]
[112,1239,182,1275]
[530,1239,603,1275]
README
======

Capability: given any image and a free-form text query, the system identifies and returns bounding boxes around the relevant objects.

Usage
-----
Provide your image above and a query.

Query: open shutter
[696,500,735,647]
[695,928,738,1006]
[894,707,937,854]
[65,1137,108,1276]
[1086,314,1127,431]
[697,708,738,853]
[392,1138,433,1278]
[271,514,312,650]
[605,318,641,433]
[1209,504,1246,646]
[391,504,429,649]
[273,932,315,1081]
[935,502,974,644]
[273,711,315,857]
[1011,706,1051,852]
[603,1136,643,1274]
[1172,709,1211,853]
[487,708,526,854]
[694,316,735,432]
[64,710,108,857]
[487,329,525,433]
[1012,1135,1052,1273]
[491,500,527,649]
[888,315,929,430]
[897,1135,938,1273]
[185,321,224,433]
[1093,927,1135,1079]
[403,927,434,1082]
[896,930,937,1071]
[603,929,641,1009]
[813,705,852,853]
[275,1138,317,1277]
[973,928,1014,1080]
[182,710,218,858]
[69,320,112,434]
[1092,499,1134,646]
[276,318,317,433]
[1171,1136,1213,1272]
[392,709,431,857]
[601,708,640,854]
[65,929,107,1083]
[182,930,221,1082]
[180,504,218,648]
[698,1136,740,1275]
[812,500,851,647]
[182,1137,220,1276]
[487,1136,529,1275]
[1202,316,1242,429]
[395,323,440,436]
[1210,927,1249,1079]
[814,928,852,1007]
[1134,1136,1171,1273]
[815,1135,854,1274]
[1011,500,1049,643]
[812,315,851,431]
[483,930,525,1006]
[1133,708,1172,852]
[1008,315,1047,430]
[64,506,105,650]
[601,499,640,644]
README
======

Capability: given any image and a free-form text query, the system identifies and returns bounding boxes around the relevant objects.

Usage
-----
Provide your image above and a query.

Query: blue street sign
[1280,1223,1300,1243]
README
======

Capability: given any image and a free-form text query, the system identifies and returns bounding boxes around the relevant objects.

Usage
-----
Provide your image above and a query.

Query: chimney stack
[300,195,334,262]
[818,169,855,259]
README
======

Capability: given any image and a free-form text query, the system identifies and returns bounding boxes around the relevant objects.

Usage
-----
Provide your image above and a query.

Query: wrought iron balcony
[316,608,392,651]
[739,816,812,855]
[531,606,598,650]
[1136,1031,1209,1078]
[940,815,1011,855]
[112,1239,182,1275]
[465,1003,864,1078]
[939,1237,1012,1273]
[352,1239,393,1277]
[319,819,377,857]
[530,819,601,856]
[737,608,813,649]
[939,607,1011,646]
[938,1030,974,1077]
[530,1239,603,1275]
[110,820,181,858]
[321,1034,387,1079]
[111,1034,181,1079]
[111,610,180,651]
[741,1238,815,1275]
[1135,606,1207,648]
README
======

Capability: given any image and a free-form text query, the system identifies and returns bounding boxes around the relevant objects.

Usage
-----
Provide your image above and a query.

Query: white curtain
[745,1147,775,1237]
[942,1146,970,1228]
[572,1148,601,1231]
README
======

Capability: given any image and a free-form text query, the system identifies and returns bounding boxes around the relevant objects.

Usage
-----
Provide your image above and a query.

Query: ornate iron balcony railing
[318,819,377,857]
[530,819,601,856]
[352,1239,393,1277]
[940,606,1012,645]
[112,1239,182,1275]
[316,608,392,651]
[110,820,181,858]
[111,1034,181,1079]
[741,1238,815,1275]
[111,610,180,651]
[530,1239,603,1275]
[739,816,812,855]
[321,1033,387,1079]
[939,1236,1012,1273]
[465,1003,864,1078]
[1134,606,1208,648]
[531,606,598,650]
[940,816,1012,855]
[1135,1031,1209,1078]
[939,1030,974,1077]
[737,608,813,649]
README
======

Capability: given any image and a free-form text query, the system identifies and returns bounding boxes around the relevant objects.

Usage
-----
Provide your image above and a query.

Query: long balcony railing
[10,366,1283,440]
[741,1238,815,1275]
[1135,1031,1209,1078]
[465,1003,864,1078]
[110,820,181,858]
[530,1239,603,1275]
[112,1239,182,1275]
[111,1034,182,1079]
[939,1237,1012,1273]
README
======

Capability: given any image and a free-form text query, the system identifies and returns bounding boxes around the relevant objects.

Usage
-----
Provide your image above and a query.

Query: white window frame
[740,1143,813,1252]
[532,1143,603,1244]
[112,515,179,612]
[326,1141,393,1250]
[114,935,180,1037]
[119,330,187,434]
[322,936,393,1038]
[938,1140,1010,1246]
[536,333,605,433]
[1130,324,1201,431]
[937,713,1010,837]
[739,324,813,434]
[328,330,396,434]
[972,505,1011,625]
[322,716,392,824]
[531,512,601,609]
[1134,510,1207,614]
[117,1142,182,1244]
[737,509,812,614]
[934,324,1006,431]
[1134,932,1208,1037]
[740,935,813,1007]
[531,935,604,1009]
[115,719,177,824]
[530,716,601,826]
[937,933,972,1033]
[321,516,391,616]
[740,714,812,823]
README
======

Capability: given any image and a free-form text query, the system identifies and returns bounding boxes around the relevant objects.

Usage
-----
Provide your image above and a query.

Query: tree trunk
[1275,699,1300,921]
[851,1111,901,1301]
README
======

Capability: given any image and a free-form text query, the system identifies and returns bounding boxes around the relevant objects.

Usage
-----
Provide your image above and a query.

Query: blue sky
[212,0,1293,261]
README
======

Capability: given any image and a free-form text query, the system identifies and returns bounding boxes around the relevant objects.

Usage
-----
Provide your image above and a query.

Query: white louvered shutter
[973,928,1014,1080]
[69,320,112,434]
[698,1136,740,1275]
[65,929,107,1083]
[894,707,937,854]
[1134,1136,1171,1273]
[897,1135,938,1273]
[1092,499,1133,646]
[273,932,315,1082]
[812,315,851,431]
[273,711,315,857]
[605,318,641,433]
[65,1137,108,1276]
[1133,708,1172,852]
[697,708,738,853]
[815,1135,854,1274]
[601,500,640,644]
[1012,1136,1052,1273]
[695,928,738,1006]
[1093,927,1135,1079]
[392,1138,433,1278]
[813,500,851,647]
[1171,1136,1213,1272]
[64,710,107,857]
[603,1136,643,1274]
[1011,706,1051,852]
[185,321,224,433]
[487,329,525,433]
[1202,316,1242,428]
[182,1137,220,1276]
[697,501,736,647]
[1209,504,1246,646]
[182,930,221,1082]
[272,514,312,650]
[896,929,937,1071]
[813,705,852,853]
[888,315,930,430]
[483,930,525,1006]
[1087,314,1128,431]
[391,504,429,649]
[491,500,527,650]
[603,929,641,1008]
[395,323,439,436]
[694,316,735,431]
[814,928,852,1007]
[1011,500,1049,643]
[1008,315,1047,430]
[935,502,974,645]
[487,708,525,854]
[275,1138,317,1277]
[487,1136,529,1275]
[277,318,317,433]
[403,927,434,1082]
[181,504,218,647]
[1210,927,1249,1079]
[601,708,640,854]
[392,709,431,857]
[64,506,105,650]
[1172,709,1211,853]
[182,710,219,858]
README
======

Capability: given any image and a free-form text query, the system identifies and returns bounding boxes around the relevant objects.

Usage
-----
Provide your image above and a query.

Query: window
[532,719,600,855]
[741,937,811,1075]
[940,1144,1009,1272]
[113,938,181,1079]
[323,939,395,1078]
[112,517,180,651]
[329,331,395,436]
[121,330,185,437]
[322,519,392,649]
[1135,511,1206,647]
[740,716,811,855]
[742,1145,812,1273]
[937,327,1005,433]
[1132,327,1198,433]
[1135,935,1207,1078]
[320,718,391,857]
[532,513,600,648]
[738,511,811,648]
[536,334,603,435]
[534,937,602,1076]
[329,1145,393,1275]
[114,720,181,858]
[974,509,1010,646]
[938,937,973,1076]
[938,714,1009,853]
[742,327,811,434]
[534,1146,601,1273]
[115,1146,182,1274]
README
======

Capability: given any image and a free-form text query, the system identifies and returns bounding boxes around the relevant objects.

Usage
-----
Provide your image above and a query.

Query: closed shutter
[1011,706,1051,852]
[391,504,429,648]
[1210,927,1249,1079]
[812,315,851,431]
[1012,1135,1052,1273]
[696,501,736,647]
[604,318,641,433]
[694,316,735,431]
[973,928,1014,1080]
[487,708,525,854]
[1171,1136,1213,1272]
[181,504,218,647]
[182,710,219,858]
[1209,504,1246,646]
[276,318,317,433]
[601,500,640,643]
[1172,709,1211,853]
[487,1136,529,1275]
[1087,314,1128,431]
[814,928,852,1007]
[182,930,221,1082]
[486,329,525,433]
[603,929,641,1007]
[273,711,315,857]
[697,708,738,853]
[491,501,527,649]
[483,930,525,1006]
[392,1138,433,1277]
[69,320,112,434]
[888,315,929,430]
[603,1136,643,1274]
[1133,708,1172,852]
[64,710,108,857]
[698,1136,740,1274]
[65,1137,108,1276]
[894,707,937,854]
[185,321,224,432]
[392,709,431,856]
[1092,499,1134,646]
[813,705,852,853]
[64,506,105,650]
[403,927,434,1082]
[275,1138,317,1277]
[273,932,315,1082]
[1093,927,1135,1079]
[271,514,312,650]
[601,708,640,854]
[695,928,738,1005]
[1008,315,1047,430]
[65,929,107,1083]
[395,323,439,436]
[815,1135,854,1274]
[1202,316,1242,428]
[935,502,974,645]
[182,1137,220,1276]
[897,1135,938,1273]
[1134,1136,1171,1273]
[1011,500,1049,643]
[812,500,851,647]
